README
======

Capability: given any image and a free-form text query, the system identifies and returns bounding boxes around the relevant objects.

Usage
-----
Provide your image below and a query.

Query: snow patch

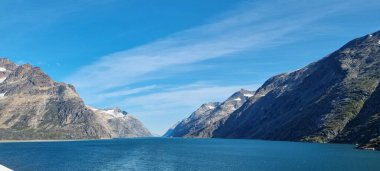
[104,109,126,118]
[0,93,6,99]
[243,94,253,97]
[207,105,215,110]
[0,67,6,72]
[0,77,6,83]
[87,106,126,118]
[369,34,373,37]
[378,40,380,45]
[233,98,242,101]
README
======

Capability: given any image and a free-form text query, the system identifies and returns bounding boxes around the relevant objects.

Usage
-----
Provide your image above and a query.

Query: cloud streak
[64,0,377,134]
[66,0,340,97]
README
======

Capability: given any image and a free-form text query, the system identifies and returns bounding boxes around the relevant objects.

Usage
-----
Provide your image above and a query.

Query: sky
[1,0,380,135]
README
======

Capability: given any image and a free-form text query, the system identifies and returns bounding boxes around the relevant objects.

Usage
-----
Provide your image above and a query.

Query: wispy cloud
[64,0,376,134]
[88,85,158,104]
[68,1,337,97]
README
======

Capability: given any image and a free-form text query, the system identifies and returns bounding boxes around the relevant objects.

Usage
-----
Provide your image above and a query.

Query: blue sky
[1,0,380,135]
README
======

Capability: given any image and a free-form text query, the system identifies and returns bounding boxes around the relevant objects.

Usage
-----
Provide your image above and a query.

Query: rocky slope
[164,89,254,137]
[211,30,380,149]
[88,106,151,138]
[334,82,380,150]
[0,58,151,140]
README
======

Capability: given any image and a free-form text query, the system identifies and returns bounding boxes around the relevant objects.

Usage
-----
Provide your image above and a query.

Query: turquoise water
[0,138,379,171]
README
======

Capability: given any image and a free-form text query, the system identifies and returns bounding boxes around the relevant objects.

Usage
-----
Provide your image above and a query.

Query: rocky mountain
[211,30,380,149]
[164,89,254,137]
[88,106,151,138]
[0,58,151,140]
[333,80,380,150]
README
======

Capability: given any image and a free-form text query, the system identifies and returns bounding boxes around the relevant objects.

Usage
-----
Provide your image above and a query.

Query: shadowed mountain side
[211,30,380,148]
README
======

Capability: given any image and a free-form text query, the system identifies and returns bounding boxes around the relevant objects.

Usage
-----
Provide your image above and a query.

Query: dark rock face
[334,83,380,147]
[211,30,380,146]
[164,89,254,138]
[357,137,380,150]
[0,59,151,140]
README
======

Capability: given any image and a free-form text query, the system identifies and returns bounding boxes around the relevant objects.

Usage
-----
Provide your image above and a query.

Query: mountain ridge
[0,58,151,140]
[164,89,254,138]
[166,30,380,150]
[212,30,380,149]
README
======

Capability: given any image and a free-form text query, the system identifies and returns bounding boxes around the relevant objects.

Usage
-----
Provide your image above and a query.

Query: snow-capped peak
[103,109,127,118]
[243,93,253,97]
[87,106,128,118]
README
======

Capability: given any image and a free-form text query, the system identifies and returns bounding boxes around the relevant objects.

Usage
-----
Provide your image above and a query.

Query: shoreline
[0,139,104,143]
[0,137,155,143]
[0,138,378,151]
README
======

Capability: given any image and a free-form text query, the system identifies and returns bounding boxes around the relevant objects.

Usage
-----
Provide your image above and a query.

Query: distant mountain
[88,106,151,138]
[212,30,380,150]
[164,89,254,137]
[0,58,151,140]
[163,121,180,137]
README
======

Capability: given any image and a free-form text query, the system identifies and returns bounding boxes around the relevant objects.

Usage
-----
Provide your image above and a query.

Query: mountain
[88,106,151,138]
[211,30,380,150]
[163,121,180,137]
[164,89,254,137]
[333,80,380,150]
[0,58,151,140]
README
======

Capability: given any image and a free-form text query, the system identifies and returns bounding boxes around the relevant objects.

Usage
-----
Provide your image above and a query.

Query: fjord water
[0,138,379,171]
